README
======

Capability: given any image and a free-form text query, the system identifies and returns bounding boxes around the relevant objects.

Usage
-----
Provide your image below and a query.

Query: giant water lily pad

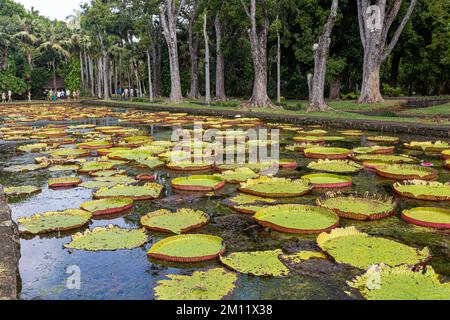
[51,148,90,158]
[3,163,48,172]
[404,141,449,153]
[317,193,395,221]
[16,143,48,153]
[154,268,237,300]
[147,234,226,262]
[220,249,290,277]
[307,160,362,174]
[77,141,112,150]
[352,154,418,164]
[348,264,450,300]
[254,204,339,234]
[317,227,430,269]
[223,193,277,214]
[80,175,137,189]
[48,164,80,172]
[353,146,394,154]
[65,225,147,251]
[79,161,118,173]
[141,208,209,234]
[442,149,450,160]
[18,209,92,234]
[90,169,127,177]
[166,161,213,171]
[367,136,399,144]
[376,164,438,181]
[94,183,163,200]
[302,173,352,188]
[135,157,164,169]
[107,149,155,162]
[4,185,41,196]
[48,177,82,188]
[80,198,134,216]
[401,207,450,229]
[216,168,259,183]
[239,176,312,198]
[171,175,225,191]
[393,180,450,201]
[304,147,352,159]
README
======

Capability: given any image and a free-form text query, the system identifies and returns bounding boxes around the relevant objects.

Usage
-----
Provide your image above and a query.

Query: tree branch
[381,0,417,62]
[240,0,250,18]
[357,0,368,49]
[381,0,403,44]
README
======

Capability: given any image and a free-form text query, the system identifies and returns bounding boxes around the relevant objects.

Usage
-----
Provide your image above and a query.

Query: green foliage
[64,57,81,91]
[341,92,358,100]
[0,72,27,94]
[382,83,403,97]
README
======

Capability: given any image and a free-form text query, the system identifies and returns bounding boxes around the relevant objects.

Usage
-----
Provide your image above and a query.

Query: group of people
[45,89,79,101]
[1,90,13,103]
[116,87,141,100]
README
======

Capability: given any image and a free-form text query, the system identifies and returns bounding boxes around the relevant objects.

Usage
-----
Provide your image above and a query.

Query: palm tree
[38,21,71,90]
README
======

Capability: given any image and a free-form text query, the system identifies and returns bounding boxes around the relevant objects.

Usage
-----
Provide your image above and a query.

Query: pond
[0,104,449,300]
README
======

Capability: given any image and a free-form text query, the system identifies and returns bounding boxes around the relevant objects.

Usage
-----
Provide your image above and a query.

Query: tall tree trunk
[204,13,211,105]
[329,75,342,100]
[308,0,339,112]
[0,48,9,70]
[437,80,447,95]
[147,50,154,102]
[357,0,417,104]
[151,28,162,97]
[276,16,281,103]
[214,15,226,101]
[241,0,274,108]
[52,57,57,91]
[159,0,184,103]
[390,52,401,87]
[103,52,110,100]
[97,57,102,98]
[79,51,84,88]
[188,0,199,99]
[89,55,94,96]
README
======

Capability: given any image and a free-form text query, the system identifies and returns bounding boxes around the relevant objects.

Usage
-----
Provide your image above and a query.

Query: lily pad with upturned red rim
[147,234,226,262]
[171,175,225,192]
[80,198,134,216]
[393,180,450,201]
[401,207,450,229]
[140,208,209,234]
[48,177,82,188]
[302,173,353,189]
[304,147,352,160]
[376,164,438,181]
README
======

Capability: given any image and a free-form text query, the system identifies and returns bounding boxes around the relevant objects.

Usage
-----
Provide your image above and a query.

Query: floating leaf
[18,209,92,234]
[48,177,82,188]
[302,173,352,188]
[171,175,225,191]
[3,163,48,172]
[239,176,311,198]
[393,180,450,201]
[16,143,48,153]
[141,208,209,234]
[154,268,237,300]
[147,234,225,262]
[304,147,352,159]
[307,160,362,173]
[65,225,147,251]
[317,227,430,269]
[376,164,438,181]
[348,264,450,300]
[215,168,259,183]
[223,193,277,214]
[401,207,450,229]
[220,249,289,277]
[80,198,134,216]
[94,183,163,200]
[4,185,41,196]
[254,204,339,234]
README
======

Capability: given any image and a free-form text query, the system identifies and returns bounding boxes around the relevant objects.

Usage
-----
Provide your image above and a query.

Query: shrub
[382,83,403,97]
[341,92,358,100]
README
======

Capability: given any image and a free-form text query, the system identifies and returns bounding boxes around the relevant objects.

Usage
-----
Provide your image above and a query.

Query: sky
[14,0,85,21]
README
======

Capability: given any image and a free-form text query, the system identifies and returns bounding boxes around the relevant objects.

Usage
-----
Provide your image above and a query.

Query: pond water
[0,106,449,300]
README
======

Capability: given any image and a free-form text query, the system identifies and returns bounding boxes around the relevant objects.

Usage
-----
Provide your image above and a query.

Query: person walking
[7,90,12,102]
[27,91,31,102]
[130,88,134,101]
[66,89,71,100]
[124,88,129,99]
[1,92,6,103]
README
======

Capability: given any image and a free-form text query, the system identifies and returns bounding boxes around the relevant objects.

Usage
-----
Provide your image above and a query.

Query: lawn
[399,103,450,116]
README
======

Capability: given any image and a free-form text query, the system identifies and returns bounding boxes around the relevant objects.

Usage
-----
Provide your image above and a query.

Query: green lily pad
[285,143,322,152]
[376,164,438,180]
[65,225,147,251]
[166,161,213,171]
[317,227,430,269]
[220,249,289,277]
[77,140,112,149]
[317,193,395,220]
[141,208,209,234]
[307,160,363,173]
[393,180,450,201]
[107,149,155,162]
[404,141,450,152]
[302,173,352,188]
[90,170,127,177]
[171,175,225,191]
[147,234,226,262]
[367,136,399,143]
[48,177,82,188]
[154,268,237,300]
[48,164,80,172]
[3,163,48,172]
[215,168,259,183]
[254,204,339,234]
[17,209,92,234]
[348,264,450,300]
[304,147,352,159]
[16,143,48,153]
[352,154,418,164]
[80,175,137,189]
[401,207,450,229]
[239,176,312,198]
[135,157,164,169]
[50,148,89,158]
[94,183,163,200]
[79,161,118,173]
[80,198,134,216]
[4,185,41,196]
[224,193,277,214]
